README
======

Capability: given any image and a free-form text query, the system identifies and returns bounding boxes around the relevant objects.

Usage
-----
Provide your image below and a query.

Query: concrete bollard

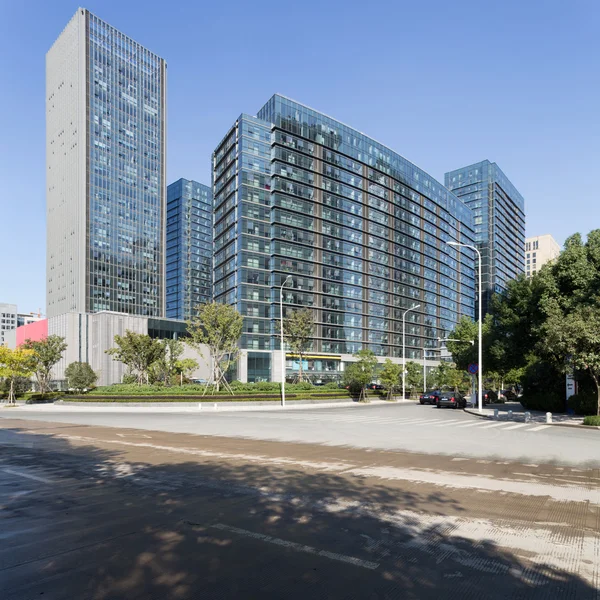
[214,403,218,410]
[494,408,499,420]
[525,411,531,423]
[198,403,202,410]
[508,410,513,420]
[546,412,552,424]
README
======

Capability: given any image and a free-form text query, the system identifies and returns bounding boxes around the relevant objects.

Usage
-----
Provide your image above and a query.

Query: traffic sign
[468,363,479,375]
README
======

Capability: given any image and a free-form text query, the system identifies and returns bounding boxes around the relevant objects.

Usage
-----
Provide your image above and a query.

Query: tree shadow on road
[0,423,597,600]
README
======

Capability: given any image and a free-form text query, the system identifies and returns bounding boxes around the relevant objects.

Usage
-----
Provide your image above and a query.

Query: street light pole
[447,241,483,412]
[402,304,421,401]
[279,275,293,407]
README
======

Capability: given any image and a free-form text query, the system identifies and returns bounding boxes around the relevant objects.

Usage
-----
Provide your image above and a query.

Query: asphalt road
[1,416,599,599]
[4,401,599,467]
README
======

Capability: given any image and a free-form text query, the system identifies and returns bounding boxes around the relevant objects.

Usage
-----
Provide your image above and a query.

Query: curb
[463,407,593,429]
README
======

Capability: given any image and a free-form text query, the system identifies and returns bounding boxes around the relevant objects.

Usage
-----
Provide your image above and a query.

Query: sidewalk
[464,401,585,425]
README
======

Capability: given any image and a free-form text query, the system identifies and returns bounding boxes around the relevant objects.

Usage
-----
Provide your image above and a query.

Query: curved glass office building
[213,95,476,382]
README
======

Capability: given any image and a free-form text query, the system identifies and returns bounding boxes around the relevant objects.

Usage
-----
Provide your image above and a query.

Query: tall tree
[106,331,165,385]
[343,349,377,402]
[22,335,67,394]
[64,362,98,392]
[151,338,184,384]
[405,360,423,395]
[187,302,243,393]
[283,308,314,382]
[379,359,401,400]
[0,347,36,404]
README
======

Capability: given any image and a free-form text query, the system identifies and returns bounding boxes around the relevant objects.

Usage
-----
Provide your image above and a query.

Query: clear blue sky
[1,0,598,313]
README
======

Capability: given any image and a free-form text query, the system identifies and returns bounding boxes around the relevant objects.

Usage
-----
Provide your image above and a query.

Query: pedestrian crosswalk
[243,411,554,433]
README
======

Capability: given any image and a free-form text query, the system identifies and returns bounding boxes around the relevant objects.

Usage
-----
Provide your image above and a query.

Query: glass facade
[445,161,525,315]
[166,179,212,320]
[213,95,476,381]
[86,12,166,315]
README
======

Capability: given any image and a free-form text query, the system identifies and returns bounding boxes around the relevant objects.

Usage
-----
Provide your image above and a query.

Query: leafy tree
[283,308,314,382]
[0,346,36,403]
[22,335,67,394]
[64,362,98,392]
[187,302,243,393]
[405,361,423,395]
[106,331,165,385]
[379,359,401,400]
[175,357,199,385]
[343,349,377,402]
[542,303,600,415]
[0,376,31,398]
[150,338,184,385]
[445,316,478,372]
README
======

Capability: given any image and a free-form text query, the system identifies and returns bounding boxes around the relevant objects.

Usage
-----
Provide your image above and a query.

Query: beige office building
[525,234,560,278]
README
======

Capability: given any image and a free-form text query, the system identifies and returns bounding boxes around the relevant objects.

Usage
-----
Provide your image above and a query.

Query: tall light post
[448,241,483,412]
[279,275,293,406]
[402,304,421,401]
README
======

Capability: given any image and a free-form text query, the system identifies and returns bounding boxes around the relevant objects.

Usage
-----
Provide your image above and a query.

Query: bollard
[494,408,499,420]
[525,411,531,423]
[198,403,202,410]
[508,410,513,420]
[214,403,218,410]
[546,412,552,424]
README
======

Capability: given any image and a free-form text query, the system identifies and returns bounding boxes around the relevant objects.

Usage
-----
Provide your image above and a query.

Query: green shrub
[520,393,565,413]
[583,416,600,426]
[568,391,597,416]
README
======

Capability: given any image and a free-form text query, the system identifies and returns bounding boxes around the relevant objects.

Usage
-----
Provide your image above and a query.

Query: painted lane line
[211,523,379,570]
[503,423,530,430]
[527,425,552,432]
[480,422,511,429]
[455,421,487,428]
[431,420,462,427]
[2,469,53,484]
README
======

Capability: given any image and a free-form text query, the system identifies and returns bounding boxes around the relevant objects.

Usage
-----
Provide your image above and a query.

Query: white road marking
[211,523,379,570]
[116,433,151,438]
[431,419,462,427]
[2,469,53,484]
[503,423,530,430]
[527,426,551,432]
[455,421,487,428]
[480,422,511,429]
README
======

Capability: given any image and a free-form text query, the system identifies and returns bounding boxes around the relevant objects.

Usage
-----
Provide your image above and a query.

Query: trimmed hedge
[568,392,597,416]
[520,392,565,413]
[583,416,600,426]
[63,394,352,403]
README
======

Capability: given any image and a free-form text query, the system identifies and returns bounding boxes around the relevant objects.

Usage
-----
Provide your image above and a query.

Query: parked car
[366,383,385,390]
[437,391,467,409]
[419,390,441,405]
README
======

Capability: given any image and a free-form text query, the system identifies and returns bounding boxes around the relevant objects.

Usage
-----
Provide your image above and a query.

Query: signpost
[468,364,478,407]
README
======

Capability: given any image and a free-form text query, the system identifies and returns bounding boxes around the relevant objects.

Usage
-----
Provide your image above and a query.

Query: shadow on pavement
[0,424,596,600]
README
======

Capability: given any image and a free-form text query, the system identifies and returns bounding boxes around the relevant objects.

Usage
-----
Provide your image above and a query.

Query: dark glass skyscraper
[46,9,166,317]
[213,95,476,382]
[445,161,525,315]
[166,179,213,320]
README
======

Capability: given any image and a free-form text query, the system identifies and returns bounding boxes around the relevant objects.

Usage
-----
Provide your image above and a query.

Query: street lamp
[402,304,421,401]
[279,275,293,406]
[447,241,483,412]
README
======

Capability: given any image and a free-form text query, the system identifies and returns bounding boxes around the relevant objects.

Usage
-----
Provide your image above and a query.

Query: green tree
[64,362,98,392]
[106,331,165,385]
[445,316,478,372]
[150,338,184,384]
[405,361,423,396]
[0,346,36,404]
[283,308,314,382]
[187,302,243,393]
[175,357,199,385]
[22,335,67,394]
[343,349,377,402]
[379,359,401,400]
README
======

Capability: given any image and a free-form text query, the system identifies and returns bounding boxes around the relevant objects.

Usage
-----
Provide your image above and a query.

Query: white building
[0,303,17,346]
[525,234,560,278]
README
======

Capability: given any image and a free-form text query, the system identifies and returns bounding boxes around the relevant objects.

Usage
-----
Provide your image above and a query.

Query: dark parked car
[366,383,385,390]
[419,390,441,405]
[437,391,467,409]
